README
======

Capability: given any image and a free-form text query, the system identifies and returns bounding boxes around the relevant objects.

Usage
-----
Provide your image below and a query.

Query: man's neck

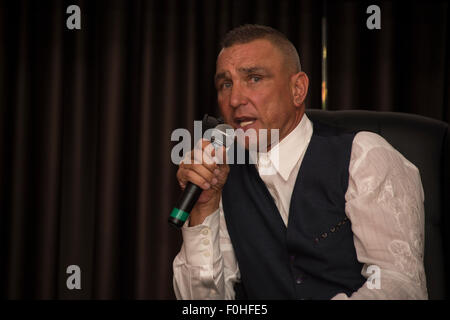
[266,108,305,152]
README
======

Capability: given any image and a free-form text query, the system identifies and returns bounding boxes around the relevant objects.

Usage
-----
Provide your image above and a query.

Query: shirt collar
[257,113,313,181]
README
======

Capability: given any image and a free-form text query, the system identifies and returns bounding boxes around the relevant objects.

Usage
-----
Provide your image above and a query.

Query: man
[173,24,427,299]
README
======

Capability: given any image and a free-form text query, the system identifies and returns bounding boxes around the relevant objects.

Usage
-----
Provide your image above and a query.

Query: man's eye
[250,75,262,83]
[221,82,232,89]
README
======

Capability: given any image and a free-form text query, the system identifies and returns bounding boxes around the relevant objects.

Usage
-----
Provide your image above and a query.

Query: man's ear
[291,72,309,107]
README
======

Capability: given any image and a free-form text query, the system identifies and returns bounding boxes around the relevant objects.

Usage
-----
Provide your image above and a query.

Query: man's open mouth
[235,117,257,128]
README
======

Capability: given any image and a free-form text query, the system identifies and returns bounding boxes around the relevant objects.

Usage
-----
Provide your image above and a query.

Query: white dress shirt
[172,114,428,300]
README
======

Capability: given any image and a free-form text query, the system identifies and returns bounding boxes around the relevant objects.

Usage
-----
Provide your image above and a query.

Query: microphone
[168,121,234,229]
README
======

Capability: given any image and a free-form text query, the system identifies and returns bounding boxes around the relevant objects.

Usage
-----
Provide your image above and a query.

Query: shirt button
[296,277,303,284]
[202,238,210,246]
[201,229,209,236]
[203,251,210,257]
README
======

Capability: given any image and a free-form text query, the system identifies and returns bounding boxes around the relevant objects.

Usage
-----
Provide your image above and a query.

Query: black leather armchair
[306,109,450,300]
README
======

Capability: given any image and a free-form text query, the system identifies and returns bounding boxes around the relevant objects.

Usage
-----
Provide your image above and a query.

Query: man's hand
[176,139,230,226]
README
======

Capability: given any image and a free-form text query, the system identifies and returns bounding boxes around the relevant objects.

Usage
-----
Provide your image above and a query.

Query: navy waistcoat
[221,121,366,300]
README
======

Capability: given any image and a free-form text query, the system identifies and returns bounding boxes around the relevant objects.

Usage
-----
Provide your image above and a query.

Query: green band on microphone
[170,208,189,222]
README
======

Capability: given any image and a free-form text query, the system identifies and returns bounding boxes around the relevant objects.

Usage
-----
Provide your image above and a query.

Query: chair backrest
[306,109,450,299]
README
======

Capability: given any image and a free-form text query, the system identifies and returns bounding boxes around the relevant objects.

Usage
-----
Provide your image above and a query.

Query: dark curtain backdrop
[0,0,448,299]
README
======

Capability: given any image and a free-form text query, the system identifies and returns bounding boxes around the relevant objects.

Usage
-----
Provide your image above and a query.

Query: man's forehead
[216,39,281,73]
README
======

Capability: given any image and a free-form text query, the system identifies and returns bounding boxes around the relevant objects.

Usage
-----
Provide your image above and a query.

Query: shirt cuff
[181,209,221,267]
[331,293,349,300]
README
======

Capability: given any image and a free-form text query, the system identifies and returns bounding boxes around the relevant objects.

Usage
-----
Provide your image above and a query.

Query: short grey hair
[220,24,301,74]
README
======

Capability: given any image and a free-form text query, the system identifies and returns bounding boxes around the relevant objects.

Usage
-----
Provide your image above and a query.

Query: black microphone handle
[168,182,203,228]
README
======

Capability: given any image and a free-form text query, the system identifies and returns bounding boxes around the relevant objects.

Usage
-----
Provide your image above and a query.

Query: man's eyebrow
[214,72,229,82]
[237,66,268,74]
[214,67,269,84]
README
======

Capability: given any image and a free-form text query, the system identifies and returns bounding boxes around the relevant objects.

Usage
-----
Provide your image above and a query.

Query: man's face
[215,39,303,149]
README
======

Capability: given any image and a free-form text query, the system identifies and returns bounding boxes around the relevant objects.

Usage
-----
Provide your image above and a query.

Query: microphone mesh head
[211,124,234,148]
[215,123,233,133]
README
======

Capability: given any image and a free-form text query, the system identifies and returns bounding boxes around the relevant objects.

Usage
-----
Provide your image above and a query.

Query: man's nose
[229,83,247,108]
